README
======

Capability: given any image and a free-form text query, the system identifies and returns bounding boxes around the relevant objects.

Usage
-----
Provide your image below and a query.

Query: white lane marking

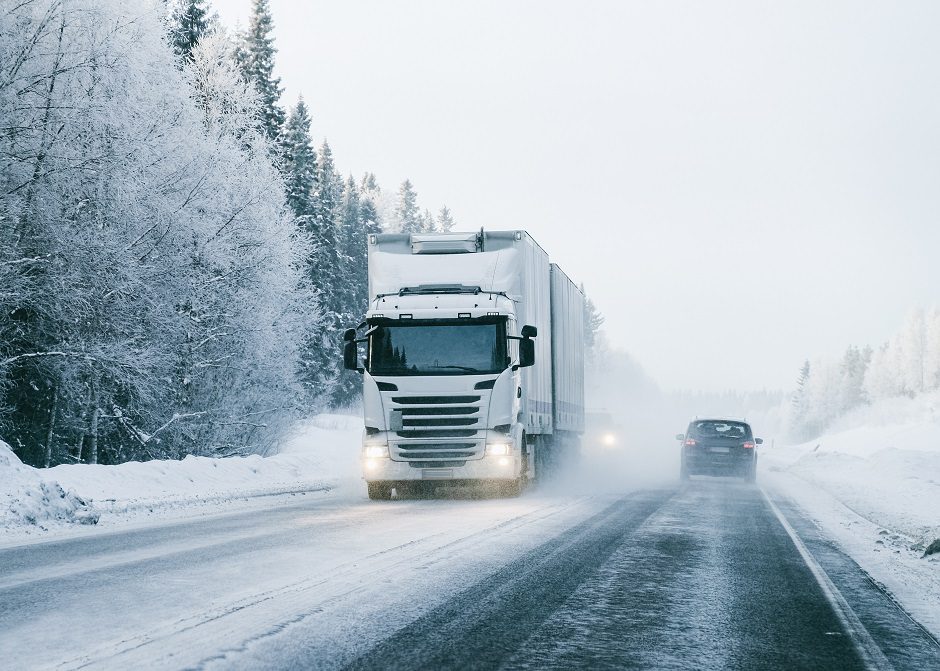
[761,488,894,671]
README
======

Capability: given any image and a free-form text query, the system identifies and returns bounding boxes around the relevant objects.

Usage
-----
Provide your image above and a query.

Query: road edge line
[760,488,894,671]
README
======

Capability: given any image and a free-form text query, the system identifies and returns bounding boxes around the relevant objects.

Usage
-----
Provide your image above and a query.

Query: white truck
[343,230,585,499]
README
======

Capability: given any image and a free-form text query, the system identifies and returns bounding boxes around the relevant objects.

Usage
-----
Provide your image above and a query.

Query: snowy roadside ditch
[0,414,363,544]
[761,392,940,637]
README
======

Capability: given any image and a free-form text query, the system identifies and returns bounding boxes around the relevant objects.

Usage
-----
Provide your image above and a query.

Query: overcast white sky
[213,0,940,392]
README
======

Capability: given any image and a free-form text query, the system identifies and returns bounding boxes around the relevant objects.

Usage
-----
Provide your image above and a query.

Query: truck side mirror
[343,341,359,371]
[521,324,537,338]
[343,328,357,342]
[519,338,535,368]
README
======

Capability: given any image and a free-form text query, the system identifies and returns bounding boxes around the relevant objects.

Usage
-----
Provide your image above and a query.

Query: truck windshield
[367,319,507,376]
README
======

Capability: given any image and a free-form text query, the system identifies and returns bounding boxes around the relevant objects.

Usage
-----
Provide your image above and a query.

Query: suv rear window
[691,421,752,440]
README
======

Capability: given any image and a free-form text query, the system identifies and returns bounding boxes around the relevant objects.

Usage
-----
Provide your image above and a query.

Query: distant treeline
[789,308,940,440]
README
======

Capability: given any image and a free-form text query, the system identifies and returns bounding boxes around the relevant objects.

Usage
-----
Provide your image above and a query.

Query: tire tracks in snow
[53,494,604,670]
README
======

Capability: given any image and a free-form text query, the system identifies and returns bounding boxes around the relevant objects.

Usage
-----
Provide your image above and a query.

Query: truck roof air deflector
[411,231,482,254]
[399,284,482,296]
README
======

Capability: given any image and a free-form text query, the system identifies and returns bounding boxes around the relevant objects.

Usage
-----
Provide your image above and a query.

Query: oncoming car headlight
[363,445,388,459]
[600,432,617,448]
[485,441,512,456]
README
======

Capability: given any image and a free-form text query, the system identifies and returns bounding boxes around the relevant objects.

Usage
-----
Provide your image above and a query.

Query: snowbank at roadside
[762,392,940,636]
[0,413,363,541]
[763,392,940,551]
[0,441,99,530]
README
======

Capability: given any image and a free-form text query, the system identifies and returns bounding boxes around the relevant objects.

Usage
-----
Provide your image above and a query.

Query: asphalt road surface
[1,480,938,670]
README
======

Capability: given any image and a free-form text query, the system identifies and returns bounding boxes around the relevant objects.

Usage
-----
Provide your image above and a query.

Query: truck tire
[367,482,392,500]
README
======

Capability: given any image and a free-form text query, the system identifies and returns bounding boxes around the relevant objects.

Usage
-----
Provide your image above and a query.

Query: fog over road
[1,482,938,670]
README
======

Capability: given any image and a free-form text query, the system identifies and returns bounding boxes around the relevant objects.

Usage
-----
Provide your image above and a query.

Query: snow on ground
[0,413,363,544]
[762,391,940,637]
[0,441,99,531]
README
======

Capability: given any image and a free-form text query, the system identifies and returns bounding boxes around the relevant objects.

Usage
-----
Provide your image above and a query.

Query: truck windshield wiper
[427,365,484,372]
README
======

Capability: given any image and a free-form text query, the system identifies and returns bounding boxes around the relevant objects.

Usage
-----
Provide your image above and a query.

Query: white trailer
[343,230,585,499]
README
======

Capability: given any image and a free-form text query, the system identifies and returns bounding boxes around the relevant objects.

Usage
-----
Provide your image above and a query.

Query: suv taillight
[684,438,697,446]
[742,441,755,449]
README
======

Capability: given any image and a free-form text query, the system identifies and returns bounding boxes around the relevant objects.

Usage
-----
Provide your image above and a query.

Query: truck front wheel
[367,482,392,500]
[500,435,528,497]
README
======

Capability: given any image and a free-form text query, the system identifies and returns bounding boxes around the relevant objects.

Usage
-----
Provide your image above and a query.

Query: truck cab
[344,230,583,500]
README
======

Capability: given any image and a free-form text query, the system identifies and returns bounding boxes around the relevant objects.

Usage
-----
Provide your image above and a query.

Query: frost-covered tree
[0,2,313,465]
[580,285,604,367]
[395,179,421,233]
[421,208,436,233]
[864,342,902,402]
[897,309,928,395]
[863,308,940,401]
[236,0,285,145]
[837,345,870,415]
[169,0,214,61]
[437,206,456,232]
[789,359,811,426]
[926,308,940,391]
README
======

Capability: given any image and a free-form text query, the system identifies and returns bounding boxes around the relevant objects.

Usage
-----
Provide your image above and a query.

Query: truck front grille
[397,429,477,438]
[388,394,486,462]
[397,442,476,460]
[393,395,480,405]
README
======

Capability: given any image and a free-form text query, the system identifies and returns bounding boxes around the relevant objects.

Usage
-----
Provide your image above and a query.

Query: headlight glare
[363,445,388,459]
[486,442,511,456]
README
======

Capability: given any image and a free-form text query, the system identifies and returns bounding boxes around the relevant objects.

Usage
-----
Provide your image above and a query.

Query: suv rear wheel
[744,461,757,483]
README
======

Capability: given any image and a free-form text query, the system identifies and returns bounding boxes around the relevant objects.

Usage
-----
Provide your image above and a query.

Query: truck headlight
[363,445,388,459]
[485,441,511,456]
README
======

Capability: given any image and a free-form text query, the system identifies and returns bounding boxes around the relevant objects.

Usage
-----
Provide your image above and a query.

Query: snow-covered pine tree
[836,345,869,415]
[169,0,214,62]
[330,176,366,406]
[437,206,456,232]
[420,208,434,233]
[282,98,318,217]
[864,342,898,402]
[236,0,285,145]
[788,360,812,439]
[580,285,605,367]
[898,309,927,395]
[396,179,421,233]
[926,308,940,391]
[293,139,345,403]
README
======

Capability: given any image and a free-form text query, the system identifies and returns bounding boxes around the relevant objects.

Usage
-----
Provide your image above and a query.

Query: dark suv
[676,419,761,482]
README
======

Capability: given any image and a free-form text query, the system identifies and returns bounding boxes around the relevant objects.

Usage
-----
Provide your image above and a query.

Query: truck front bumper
[363,455,520,483]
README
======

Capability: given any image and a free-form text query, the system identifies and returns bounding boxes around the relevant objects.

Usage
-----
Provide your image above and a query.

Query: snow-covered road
[1,480,937,670]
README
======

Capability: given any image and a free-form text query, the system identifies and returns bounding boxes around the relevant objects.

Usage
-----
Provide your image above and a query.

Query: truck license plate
[422,468,454,480]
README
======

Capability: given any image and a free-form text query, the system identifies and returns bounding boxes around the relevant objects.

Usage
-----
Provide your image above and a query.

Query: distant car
[583,410,623,456]
[675,418,761,482]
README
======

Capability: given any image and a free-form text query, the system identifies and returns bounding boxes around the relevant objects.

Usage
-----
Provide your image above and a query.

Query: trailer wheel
[367,482,392,500]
